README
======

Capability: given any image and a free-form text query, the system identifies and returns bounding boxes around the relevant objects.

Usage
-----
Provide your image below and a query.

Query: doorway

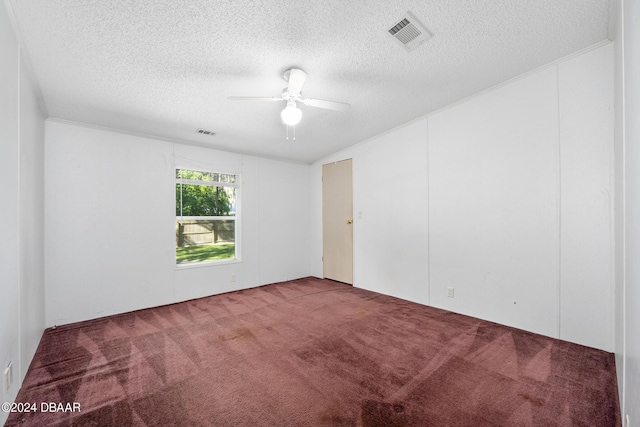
[322,159,353,284]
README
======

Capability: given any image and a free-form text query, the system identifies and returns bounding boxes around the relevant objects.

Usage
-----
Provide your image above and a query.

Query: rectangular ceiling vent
[196,128,215,136]
[387,11,432,52]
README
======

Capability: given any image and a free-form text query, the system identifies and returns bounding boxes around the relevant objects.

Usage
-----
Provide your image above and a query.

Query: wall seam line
[620,0,627,418]
[556,64,562,341]
[17,39,23,389]
[425,119,430,306]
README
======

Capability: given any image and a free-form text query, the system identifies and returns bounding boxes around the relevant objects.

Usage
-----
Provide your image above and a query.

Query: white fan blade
[227,96,283,101]
[287,69,307,95]
[303,98,351,112]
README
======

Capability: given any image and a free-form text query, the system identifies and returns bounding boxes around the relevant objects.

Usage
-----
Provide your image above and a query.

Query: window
[175,168,239,265]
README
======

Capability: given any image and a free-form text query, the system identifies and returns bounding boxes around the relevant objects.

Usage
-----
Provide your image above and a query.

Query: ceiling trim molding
[423,39,613,120]
[313,39,613,165]
[45,117,311,166]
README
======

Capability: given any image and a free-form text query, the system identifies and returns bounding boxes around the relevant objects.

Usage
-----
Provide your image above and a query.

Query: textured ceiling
[8,0,611,163]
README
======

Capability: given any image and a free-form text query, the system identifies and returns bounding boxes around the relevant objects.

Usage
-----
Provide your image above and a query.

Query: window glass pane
[224,187,237,215]
[176,169,238,184]
[219,173,237,184]
[176,169,215,182]
[175,219,235,264]
[176,184,234,216]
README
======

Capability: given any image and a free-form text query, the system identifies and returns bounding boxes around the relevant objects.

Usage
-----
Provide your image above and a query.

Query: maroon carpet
[5,277,620,426]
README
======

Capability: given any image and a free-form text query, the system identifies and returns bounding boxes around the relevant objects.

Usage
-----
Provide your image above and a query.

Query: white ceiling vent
[387,11,432,52]
[196,128,215,136]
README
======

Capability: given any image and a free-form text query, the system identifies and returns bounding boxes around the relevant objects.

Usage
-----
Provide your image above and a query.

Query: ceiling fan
[227,68,350,127]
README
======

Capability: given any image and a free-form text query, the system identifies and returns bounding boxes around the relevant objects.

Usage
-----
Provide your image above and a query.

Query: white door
[322,159,353,284]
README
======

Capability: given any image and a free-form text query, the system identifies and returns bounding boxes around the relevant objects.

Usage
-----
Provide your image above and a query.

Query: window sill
[175,258,241,270]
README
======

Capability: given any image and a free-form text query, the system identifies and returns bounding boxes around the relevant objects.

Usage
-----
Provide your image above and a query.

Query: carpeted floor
[4,277,620,426]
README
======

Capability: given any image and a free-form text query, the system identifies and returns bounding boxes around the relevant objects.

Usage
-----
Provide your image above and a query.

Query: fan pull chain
[285,125,297,141]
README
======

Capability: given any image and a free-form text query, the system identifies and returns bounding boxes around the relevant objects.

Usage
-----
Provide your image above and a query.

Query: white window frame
[175,168,241,267]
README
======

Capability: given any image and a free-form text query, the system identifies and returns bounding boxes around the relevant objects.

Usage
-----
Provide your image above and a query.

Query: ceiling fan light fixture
[229,68,349,132]
[281,103,302,126]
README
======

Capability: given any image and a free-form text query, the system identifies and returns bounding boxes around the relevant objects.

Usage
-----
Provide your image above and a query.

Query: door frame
[322,158,354,284]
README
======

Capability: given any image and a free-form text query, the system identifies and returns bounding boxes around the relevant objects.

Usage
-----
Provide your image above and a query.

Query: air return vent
[196,128,215,136]
[387,11,432,52]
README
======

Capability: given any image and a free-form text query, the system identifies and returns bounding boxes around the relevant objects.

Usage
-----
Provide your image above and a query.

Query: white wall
[429,67,561,338]
[312,43,614,351]
[171,143,259,302]
[610,0,626,417]
[558,46,615,352]
[45,122,176,324]
[353,121,430,305]
[257,158,312,285]
[19,53,45,380]
[309,118,430,306]
[613,0,626,414]
[0,4,22,422]
[0,2,46,424]
[614,0,640,423]
[623,0,640,417]
[44,121,311,325]
[170,144,311,303]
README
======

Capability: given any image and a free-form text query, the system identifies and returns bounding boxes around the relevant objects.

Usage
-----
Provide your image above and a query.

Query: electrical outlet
[3,361,12,393]
[231,273,236,282]
[447,287,454,298]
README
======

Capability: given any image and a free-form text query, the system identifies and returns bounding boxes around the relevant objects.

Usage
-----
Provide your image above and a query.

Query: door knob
[346,219,353,224]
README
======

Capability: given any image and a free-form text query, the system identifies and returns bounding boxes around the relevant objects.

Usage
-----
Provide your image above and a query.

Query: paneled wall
[0,3,46,425]
[312,43,614,351]
[614,0,640,422]
[0,6,21,422]
[44,121,311,325]
[428,67,561,338]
